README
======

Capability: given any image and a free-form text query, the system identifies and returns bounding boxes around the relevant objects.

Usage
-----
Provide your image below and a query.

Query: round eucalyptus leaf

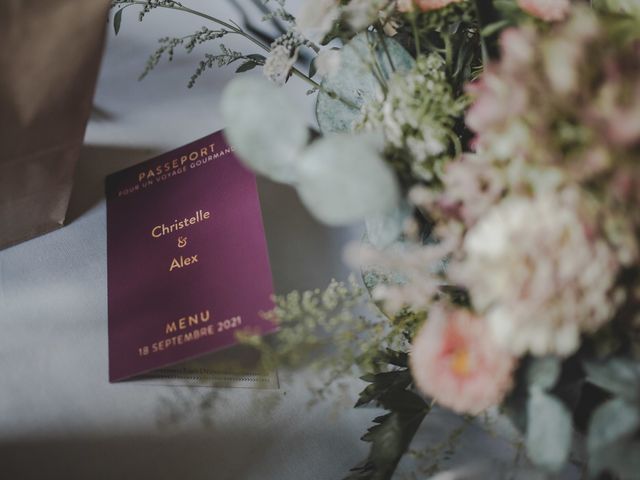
[588,398,640,453]
[583,359,640,401]
[296,135,400,225]
[526,389,573,472]
[316,33,414,134]
[526,357,561,391]
[365,202,412,249]
[221,76,309,183]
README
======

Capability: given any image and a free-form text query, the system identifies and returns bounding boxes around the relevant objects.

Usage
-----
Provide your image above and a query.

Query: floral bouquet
[111,0,640,478]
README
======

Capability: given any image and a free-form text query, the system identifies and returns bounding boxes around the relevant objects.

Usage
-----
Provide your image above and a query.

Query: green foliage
[188,44,251,87]
[503,356,577,472]
[588,398,640,452]
[239,277,367,376]
[356,53,470,182]
[525,388,573,472]
[239,277,421,383]
[111,0,184,22]
[315,32,415,134]
[525,356,561,391]
[408,0,484,89]
[593,0,640,18]
[584,357,640,479]
[504,354,640,476]
[139,27,231,81]
[113,7,124,35]
[346,351,430,480]
[236,273,428,480]
[583,358,640,402]
[111,1,271,88]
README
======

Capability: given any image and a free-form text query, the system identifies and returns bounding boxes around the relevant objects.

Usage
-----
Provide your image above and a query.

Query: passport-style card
[106,130,277,382]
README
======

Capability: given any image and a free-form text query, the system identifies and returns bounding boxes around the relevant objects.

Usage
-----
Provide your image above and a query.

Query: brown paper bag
[0,0,111,249]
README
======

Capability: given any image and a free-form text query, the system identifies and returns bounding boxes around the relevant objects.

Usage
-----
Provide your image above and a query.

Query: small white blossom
[343,0,392,31]
[263,31,307,86]
[263,45,298,85]
[296,0,340,42]
[357,54,468,181]
[315,50,341,78]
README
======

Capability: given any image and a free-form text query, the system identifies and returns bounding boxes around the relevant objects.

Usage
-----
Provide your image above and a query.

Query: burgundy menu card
[106,130,276,382]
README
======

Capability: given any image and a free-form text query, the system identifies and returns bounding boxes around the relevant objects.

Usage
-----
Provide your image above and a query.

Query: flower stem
[113,0,358,109]
[410,13,421,56]
[376,24,396,73]
[443,33,453,75]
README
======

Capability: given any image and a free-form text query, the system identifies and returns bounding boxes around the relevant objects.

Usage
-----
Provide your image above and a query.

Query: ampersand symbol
[178,236,188,248]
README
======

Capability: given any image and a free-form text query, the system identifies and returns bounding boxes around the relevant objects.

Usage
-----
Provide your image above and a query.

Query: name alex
[169,255,198,272]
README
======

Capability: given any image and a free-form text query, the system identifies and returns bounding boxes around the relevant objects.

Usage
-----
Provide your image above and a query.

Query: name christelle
[150,209,212,272]
[151,209,211,238]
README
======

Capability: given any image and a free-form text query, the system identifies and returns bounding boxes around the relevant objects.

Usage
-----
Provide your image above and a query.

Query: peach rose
[518,0,571,22]
[409,306,516,414]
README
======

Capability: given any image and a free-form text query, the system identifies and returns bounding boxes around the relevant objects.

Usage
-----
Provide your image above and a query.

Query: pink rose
[518,0,571,22]
[398,0,463,13]
[409,306,516,414]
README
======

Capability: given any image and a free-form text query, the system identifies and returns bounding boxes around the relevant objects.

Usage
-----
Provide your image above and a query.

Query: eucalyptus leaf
[525,389,573,472]
[365,202,412,249]
[221,77,309,183]
[315,33,414,134]
[590,438,640,480]
[526,357,561,391]
[296,135,400,225]
[584,358,640,401]
[588,398,640,453]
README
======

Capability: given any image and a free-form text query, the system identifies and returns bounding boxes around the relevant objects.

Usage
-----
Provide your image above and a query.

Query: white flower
[296,0,340,42]
[263,45,298,86]
[343,0,391,31]
[315,50,341,78]
[456,191,620,357]
[263,31,307,86]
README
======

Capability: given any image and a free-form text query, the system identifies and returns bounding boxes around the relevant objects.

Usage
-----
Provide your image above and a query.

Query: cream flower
[456,192,620,357]
[343,0,392,31]
[397,0,415,13]
[296,0,340,42]
[315,49,341,78]
[263,45,298,86]
[410,306,516,414]
[263,31,307,86]
[517,0,571,22]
